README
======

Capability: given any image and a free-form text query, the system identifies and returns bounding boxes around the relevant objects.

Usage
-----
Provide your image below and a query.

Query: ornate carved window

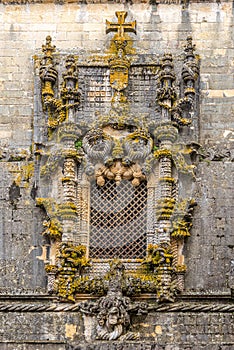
[34,12,199,308]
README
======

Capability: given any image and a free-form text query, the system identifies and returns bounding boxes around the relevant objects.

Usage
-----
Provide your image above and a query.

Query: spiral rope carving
[0,302,233,313]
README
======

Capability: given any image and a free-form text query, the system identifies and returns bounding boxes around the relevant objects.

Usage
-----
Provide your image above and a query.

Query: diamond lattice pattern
[90,180,147,259]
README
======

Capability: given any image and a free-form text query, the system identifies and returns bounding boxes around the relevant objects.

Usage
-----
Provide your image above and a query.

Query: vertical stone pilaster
[80,180,90,250]
[147,186,155,246]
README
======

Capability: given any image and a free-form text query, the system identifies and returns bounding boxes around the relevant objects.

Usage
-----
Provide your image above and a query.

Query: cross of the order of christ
[106,11,136,38]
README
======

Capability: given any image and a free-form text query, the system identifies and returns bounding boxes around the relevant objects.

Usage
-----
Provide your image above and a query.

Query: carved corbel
[82,128,113,163]
[79,261,146,341]
[123,129,153,163]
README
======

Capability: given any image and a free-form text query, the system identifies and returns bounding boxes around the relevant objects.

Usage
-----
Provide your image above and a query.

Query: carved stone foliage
[34,10,200,309]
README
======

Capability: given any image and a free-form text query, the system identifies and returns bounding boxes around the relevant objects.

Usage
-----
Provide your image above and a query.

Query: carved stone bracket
[79,261,147,341]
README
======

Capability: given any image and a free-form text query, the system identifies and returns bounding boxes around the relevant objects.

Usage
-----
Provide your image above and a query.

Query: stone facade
[0,1,233,349]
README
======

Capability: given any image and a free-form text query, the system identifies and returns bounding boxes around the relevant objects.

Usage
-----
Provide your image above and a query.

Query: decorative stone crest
[107,11,136,103]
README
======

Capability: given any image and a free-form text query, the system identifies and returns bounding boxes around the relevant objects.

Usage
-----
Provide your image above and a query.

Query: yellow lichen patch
[171,228,190,237]
[45,264,57,273]
[158,177,175,183]
[154,149,172,159]
[155,325,162,335]
[57,201,78,218]
[142,244,173,274]
[65,324,77,339]
[36,197,58,214]
[42,218,63,240]
[8,162,34,188]
[176,264,187,273]
[21,163,34,182]
[14,173,22,187]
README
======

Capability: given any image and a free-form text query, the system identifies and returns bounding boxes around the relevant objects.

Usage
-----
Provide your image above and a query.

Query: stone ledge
[202,89,234,98]
[0,301,233,312]
[0,0,228,5]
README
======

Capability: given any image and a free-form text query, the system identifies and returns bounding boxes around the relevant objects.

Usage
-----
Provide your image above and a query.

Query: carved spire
[60,55,81,115]
[41,35,56,62]
[182,35,199,99]
[39,36,58,101]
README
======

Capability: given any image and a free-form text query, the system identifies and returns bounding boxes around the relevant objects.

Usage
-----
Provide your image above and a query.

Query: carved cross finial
[106,11,136,38]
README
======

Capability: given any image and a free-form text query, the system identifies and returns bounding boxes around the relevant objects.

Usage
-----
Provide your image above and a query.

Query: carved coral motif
[83,126,153,187]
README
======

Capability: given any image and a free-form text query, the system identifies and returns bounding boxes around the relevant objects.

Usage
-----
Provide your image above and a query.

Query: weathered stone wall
[0,1,233,348]
[0,301,233,348]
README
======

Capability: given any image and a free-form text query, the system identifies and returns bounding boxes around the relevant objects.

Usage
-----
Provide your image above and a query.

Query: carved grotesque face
[110,66,128,92]
[108,308,119,326]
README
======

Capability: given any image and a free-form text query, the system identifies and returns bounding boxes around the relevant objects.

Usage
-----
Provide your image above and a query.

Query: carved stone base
[69,342,163,350]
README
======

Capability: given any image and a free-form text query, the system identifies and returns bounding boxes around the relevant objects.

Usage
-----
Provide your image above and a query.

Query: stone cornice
[0,301,233,312]
[0,0,229,5]
[0,294,233,313]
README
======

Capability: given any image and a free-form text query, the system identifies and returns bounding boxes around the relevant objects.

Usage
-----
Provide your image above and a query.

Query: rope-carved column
[55,56,87,299]
[59,56,81,243]
[152,39,199,299]
[172,37,199,291]
[38,39,86,296]
[38,36,59,293]
[154,126,177,302]
[153,53,178,301]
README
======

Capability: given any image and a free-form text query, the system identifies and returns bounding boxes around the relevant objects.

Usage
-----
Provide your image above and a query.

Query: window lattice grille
[90,180,147,259]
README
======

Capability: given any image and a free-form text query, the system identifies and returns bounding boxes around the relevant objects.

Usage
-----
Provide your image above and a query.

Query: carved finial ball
[46,36,52,44]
